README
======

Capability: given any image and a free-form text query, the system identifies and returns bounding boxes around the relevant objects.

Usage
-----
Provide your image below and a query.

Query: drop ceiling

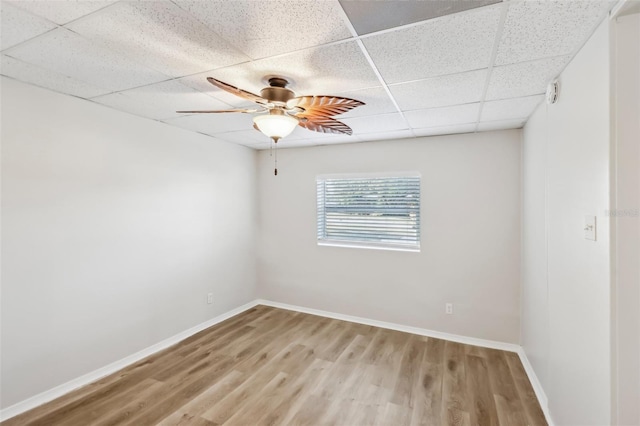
[0,0,615,150]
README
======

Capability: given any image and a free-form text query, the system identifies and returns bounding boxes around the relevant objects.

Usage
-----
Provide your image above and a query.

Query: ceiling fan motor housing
[260,77,294,106]
[261,87,294,106]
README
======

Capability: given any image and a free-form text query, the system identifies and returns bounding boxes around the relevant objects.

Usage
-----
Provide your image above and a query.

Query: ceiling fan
[177,77,365,143]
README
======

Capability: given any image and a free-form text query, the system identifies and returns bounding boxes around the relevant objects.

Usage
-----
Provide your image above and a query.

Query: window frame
[316,172,421,252]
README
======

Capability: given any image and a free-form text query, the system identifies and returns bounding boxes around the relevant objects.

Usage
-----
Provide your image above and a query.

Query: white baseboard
[516,347,555,426]
[0,300,260,422]
[255,299,521,353]
[2,298,553,426]
[258,299,554,425]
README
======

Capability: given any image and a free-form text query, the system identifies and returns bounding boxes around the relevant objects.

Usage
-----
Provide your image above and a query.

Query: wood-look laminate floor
[3,305,547,426]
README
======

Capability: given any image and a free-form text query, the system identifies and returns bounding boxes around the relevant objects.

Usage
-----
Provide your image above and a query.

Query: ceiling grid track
[474,1,510,133]
[335,1,417,138]
[249,3,504,63]
[0,0,618,148]
[166,0,253,65]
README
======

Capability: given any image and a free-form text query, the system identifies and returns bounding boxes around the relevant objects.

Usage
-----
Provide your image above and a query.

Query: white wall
[520,103,550,398]
[611,11,640,426]
[0,77,257,409]
[521,19,611,425]
[257,130,522,344]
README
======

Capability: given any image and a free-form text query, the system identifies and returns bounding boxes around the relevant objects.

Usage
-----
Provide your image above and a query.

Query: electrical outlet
[445,303,453,315]
[207,293,214,305]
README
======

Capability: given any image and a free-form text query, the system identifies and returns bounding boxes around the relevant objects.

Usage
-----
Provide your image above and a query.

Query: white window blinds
[316,175,421,250]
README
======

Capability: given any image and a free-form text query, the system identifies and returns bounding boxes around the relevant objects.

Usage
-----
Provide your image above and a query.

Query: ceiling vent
[339,0,501,35]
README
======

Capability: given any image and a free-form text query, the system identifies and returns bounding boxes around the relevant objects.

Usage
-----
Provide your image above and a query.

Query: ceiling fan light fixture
[253,113,298,140]
[180,77,365,141]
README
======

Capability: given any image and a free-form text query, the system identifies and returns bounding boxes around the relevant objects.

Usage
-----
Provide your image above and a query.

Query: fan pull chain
[274,139,278,176]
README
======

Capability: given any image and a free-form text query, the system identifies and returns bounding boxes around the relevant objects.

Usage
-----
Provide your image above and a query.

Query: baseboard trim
[516,347,555,426]
[2,298,554,426]
[258,299,555,425]
[255,299,521,353]
[0,300,260,422]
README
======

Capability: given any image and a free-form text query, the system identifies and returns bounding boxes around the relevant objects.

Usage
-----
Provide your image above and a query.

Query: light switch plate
[584,215,597,241]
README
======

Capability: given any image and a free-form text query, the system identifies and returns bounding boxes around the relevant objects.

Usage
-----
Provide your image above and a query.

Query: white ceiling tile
[173,0,352,59]
[91,80,231,120]
[66,1,249,77]
[1,55,108,98]
[481,95,544,122]
[362,5,501,83]
[292,134,363,145]
[254,139,308,150]
[1,2,57,50]
[335,87,398,119]
[250,142,273,150]
[477,119,526,132]
[91,92,156,119]
[163,112,255,135]
[5,28,169,92]
[358,129,414,142]
[313,137,364,146]
[496,1,615,65]
[213,129,269,146]
[199,41,381,97]
[276,139,319,148]
[404,103,480,128]
[414,123,477,137]
[7,0,115,25]
[341,113,409,134]
[276,125,315,141]
[486,56,570,100]
[390,69,487,111]
[259,135,364,149]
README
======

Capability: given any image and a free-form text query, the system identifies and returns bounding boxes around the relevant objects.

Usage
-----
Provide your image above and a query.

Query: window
[316,173,421,251]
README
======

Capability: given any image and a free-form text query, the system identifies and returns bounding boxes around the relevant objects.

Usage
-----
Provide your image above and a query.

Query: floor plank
[504,351,548,426]
[2,306,547,426]
[442,341,471,426]
[465,354,499,426]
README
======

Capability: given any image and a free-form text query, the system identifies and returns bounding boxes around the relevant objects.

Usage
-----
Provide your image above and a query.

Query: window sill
[317,240,420,253]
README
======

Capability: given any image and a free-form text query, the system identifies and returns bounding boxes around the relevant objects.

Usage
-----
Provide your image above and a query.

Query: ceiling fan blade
[206,77,267,105]
[175,108,260,114]
[298,116,353,135]
[289,95,365,117]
